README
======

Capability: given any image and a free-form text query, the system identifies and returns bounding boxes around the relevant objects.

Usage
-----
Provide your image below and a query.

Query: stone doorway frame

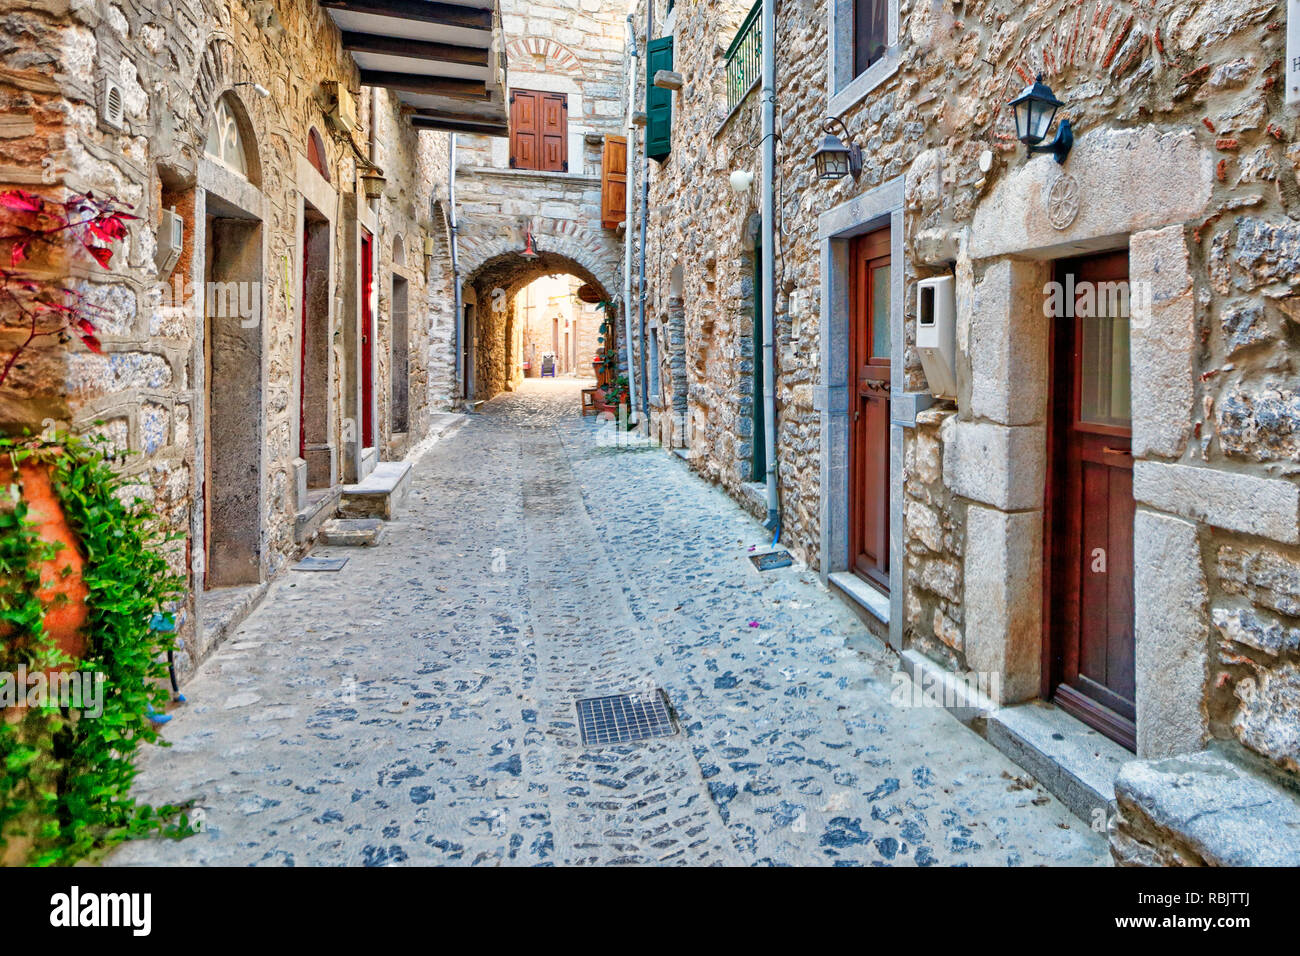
[816,176,918,647]
[193,113,269,594]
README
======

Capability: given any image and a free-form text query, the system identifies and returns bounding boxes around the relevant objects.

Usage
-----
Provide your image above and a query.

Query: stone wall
[0,0,459,674]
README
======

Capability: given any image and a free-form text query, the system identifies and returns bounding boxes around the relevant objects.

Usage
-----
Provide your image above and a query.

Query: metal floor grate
[576,690,676,746]
[293,556,349,572]
[750,550,793,571]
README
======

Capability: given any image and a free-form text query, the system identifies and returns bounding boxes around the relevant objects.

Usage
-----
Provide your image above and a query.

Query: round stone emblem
[1047,173,1080,231]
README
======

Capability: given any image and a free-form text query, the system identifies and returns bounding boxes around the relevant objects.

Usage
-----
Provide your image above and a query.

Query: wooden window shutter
[540,92,568,172]
[645,36,673,162]
[510,90,539,170]
[601,135,627,229]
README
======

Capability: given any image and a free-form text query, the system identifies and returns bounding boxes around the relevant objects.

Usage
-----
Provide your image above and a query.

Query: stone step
[320,518,384,547]
[340,461,412,520]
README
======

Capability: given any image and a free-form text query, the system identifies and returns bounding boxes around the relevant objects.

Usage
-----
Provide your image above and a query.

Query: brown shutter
[601,135,627,229]
[540,93,568,172]
[510,90,538,170]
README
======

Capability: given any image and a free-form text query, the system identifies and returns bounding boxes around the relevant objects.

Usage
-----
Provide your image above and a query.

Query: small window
[510,89,568,172]
[854,0,888,75]
[204,95,249,178]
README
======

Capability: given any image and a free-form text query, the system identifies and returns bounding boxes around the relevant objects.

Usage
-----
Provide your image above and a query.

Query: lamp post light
[1008,73,1074,164]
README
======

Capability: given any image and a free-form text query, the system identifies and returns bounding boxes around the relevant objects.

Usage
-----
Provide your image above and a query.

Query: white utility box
[155,206,184,277]
[916,275,957,400]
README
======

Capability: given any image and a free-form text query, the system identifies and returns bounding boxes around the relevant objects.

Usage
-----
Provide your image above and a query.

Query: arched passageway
[463,249,619,402]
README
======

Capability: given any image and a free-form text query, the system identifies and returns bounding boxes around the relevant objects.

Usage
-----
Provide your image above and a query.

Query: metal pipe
[622,14,640,422]
[636,1,652,429]
[449,134,463,403]
[760,0,779,534]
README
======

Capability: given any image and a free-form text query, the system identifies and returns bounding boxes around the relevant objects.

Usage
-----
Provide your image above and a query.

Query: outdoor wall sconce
[811,117,862,182]
[520,229,540,261]
[1008,73,1074,164]
[729,169,754,193]
[654,70,684,92]
[233,81,270,99]
[359,168,386,199]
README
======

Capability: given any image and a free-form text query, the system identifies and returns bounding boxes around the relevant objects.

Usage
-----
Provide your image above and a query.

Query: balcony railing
[724,0,762,116]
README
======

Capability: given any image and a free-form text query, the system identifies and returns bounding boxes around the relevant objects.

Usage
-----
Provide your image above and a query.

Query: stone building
[0,0,506,673]
[453,5,630,402]
[626,0,1300,863]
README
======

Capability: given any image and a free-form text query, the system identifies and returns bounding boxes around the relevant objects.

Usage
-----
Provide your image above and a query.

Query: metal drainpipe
[636,1,653,429]
[622,15,641,422]
[449,134,463,403]
[760,0,780,536]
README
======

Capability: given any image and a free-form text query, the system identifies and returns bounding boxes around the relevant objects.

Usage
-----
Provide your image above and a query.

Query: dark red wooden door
[849,228,891,592]
[361,230,375,450]
[1047,250,1136,750]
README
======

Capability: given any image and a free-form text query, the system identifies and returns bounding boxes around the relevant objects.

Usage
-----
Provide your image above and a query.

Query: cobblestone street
[111,381,1106,867]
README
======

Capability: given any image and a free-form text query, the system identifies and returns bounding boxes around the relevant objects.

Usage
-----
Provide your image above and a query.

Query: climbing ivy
[0,432,195,865]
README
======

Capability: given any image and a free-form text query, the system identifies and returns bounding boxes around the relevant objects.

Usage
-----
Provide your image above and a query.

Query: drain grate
[293,556,349,572]
[750,550,793,571]
[576,690,676,746]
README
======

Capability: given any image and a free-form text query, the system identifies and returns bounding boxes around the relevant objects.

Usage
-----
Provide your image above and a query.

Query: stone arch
[504,37,587,79]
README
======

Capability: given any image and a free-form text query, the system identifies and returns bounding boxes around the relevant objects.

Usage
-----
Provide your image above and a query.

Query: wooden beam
[358,69,488,99]
[411,117,508,136]
[341,32,489,67]
[319,0,492,33]
[409,106,503,124]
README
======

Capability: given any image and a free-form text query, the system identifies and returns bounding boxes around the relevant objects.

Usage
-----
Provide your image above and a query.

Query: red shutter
[510,90,538,170]
[601,135,627,228]
[540,93,567,172]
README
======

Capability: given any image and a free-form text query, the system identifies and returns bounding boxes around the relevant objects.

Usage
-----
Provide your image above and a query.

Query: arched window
[393,235,405,267]
[307,127,330,182]
[204,94,251,178]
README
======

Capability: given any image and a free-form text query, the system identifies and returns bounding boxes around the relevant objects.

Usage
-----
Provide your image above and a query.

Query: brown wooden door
[510,89,567,172]
[849,228,891,592]
[1047,250,1136,750]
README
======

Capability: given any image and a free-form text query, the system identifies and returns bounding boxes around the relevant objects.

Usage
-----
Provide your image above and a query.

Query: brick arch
[504,37,586,78]
[459,220,621,308]
[177,35,270,183]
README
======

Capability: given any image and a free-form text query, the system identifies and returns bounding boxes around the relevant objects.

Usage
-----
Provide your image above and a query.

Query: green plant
[0,432,194,865]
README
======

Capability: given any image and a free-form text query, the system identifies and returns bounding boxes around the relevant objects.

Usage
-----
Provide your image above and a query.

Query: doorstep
[828,571,890,625]
[340,461,412,520]
[1111,747,1300,866]
[894,648,1129,828]
[294,486,341,543]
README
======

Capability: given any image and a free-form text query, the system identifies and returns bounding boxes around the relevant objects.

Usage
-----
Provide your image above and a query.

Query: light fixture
[234,81,270,99]
[1008,73,1073,164]
[359,168,386,199]
[811,116,862,182]
[729,169,754,193]
[520,230,540,261]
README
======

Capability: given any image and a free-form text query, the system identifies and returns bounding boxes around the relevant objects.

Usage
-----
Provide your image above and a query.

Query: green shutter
[646,36,673,162]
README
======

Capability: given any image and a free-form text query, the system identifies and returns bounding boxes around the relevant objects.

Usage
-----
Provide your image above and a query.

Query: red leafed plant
[0,188,139,389]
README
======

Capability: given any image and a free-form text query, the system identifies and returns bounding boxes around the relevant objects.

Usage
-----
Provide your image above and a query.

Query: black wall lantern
[1008,73,1073,164]
[812,116,862,182]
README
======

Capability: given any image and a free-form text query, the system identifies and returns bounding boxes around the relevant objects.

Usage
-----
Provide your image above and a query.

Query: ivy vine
[0,432,195,865]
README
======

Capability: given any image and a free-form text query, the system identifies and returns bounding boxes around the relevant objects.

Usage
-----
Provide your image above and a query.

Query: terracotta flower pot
[0,456,89,662]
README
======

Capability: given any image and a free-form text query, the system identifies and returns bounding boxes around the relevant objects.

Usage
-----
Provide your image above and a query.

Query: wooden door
[849,228,891,592]
[1047,250,1136,750]
[510,90,566,172]
[360,230,375,450]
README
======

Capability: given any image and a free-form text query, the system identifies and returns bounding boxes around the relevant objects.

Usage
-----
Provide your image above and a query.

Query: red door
[849,228,891,592]
[360,230,375,450]
[1047,250,1136,750]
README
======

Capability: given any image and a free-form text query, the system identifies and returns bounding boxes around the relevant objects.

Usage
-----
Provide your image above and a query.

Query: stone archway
[463,244,618,402]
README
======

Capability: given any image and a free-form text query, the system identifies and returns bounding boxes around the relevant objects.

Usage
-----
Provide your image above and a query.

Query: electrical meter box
[155,207,184,277]
[917,275,957,400]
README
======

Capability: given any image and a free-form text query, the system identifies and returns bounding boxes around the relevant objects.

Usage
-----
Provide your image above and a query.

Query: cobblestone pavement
[111,379,1107,866]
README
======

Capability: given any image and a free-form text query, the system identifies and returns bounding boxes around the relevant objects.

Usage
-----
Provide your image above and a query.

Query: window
[307,127,330,182]
[645,36,673,162]
[510,89,568,172]
[854,0,888,74]
[204,95,249,178]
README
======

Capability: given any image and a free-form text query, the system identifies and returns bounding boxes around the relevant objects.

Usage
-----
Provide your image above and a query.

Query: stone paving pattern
[111,381,1106,866]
